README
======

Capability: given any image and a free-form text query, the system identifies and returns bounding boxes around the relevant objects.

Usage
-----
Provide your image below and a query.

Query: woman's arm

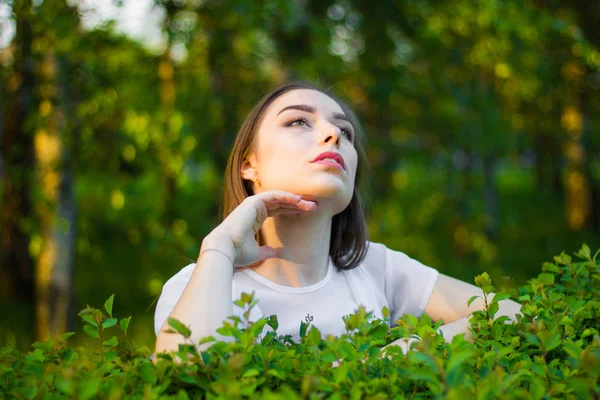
[437,298,522,343]
[380,297,522,359]
[154,235,237,363]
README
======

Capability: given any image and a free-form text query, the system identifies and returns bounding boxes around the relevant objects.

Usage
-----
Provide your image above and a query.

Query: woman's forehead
[265,89,345,118]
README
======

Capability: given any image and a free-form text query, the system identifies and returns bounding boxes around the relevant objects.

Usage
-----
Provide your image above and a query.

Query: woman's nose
[321,123,341,146]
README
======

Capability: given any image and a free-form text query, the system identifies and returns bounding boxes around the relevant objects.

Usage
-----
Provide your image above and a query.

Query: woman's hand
[208,190,317,266]
[380,337,421,360]
[330,337,421,368]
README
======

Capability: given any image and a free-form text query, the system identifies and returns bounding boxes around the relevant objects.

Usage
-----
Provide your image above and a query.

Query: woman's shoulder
[359,240,388,271]
[157,263,194,293]
[355,240,437,280]
[341,240,388,286]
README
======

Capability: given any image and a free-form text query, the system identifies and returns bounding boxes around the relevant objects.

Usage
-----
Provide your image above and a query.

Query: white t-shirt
[154,241,439,342]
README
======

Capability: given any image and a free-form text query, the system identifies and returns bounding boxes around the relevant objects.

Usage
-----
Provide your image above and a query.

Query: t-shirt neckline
[242,256,334,294]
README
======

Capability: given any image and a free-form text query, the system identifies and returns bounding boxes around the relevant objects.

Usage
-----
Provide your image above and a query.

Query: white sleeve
[154,263,265,337]
[384,246,439,324]
[154,263,197,337]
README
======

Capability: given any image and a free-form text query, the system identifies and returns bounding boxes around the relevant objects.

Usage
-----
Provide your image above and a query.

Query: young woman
[152,81,521,361]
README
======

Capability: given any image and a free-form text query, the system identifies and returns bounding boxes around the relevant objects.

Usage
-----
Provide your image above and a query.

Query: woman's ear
[241,154,258,181]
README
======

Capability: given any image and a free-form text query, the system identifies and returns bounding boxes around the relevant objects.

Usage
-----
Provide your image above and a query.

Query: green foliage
[1,245,598,398]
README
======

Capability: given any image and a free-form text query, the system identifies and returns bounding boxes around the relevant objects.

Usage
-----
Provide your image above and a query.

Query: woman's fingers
[266,201,316,211]
[258,191,317,210]
[269,199,316,209]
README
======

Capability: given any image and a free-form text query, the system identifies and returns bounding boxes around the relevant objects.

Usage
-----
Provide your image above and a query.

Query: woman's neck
[250,213,332,288]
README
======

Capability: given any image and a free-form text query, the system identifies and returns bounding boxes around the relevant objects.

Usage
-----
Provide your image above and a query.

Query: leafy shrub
[1,244,598,399]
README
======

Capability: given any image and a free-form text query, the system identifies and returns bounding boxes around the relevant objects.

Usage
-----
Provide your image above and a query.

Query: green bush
[1,244,599,399]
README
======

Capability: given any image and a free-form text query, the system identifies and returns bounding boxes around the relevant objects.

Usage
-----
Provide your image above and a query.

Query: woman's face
[242,89,358,214]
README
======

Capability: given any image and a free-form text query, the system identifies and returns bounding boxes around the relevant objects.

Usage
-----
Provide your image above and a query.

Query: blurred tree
[0,0,36,306]
[31,0,81,340]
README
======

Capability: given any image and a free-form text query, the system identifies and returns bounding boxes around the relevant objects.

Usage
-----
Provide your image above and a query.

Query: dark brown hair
[219,81,374,272]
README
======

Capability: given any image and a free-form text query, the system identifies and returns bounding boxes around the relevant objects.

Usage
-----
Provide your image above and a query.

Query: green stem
[566,262,582,300]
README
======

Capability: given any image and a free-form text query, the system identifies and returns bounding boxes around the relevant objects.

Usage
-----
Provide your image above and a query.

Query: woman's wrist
[201,234,236,261]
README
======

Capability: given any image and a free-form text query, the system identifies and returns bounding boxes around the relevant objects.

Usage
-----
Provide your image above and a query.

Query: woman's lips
[312,160,343,170]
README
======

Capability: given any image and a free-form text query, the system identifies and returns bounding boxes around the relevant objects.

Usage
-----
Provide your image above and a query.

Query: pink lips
[310,151,345,170]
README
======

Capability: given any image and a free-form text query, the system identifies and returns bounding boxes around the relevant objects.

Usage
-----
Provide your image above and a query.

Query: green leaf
[581,328,594,339]
[474,272,491,288]
[198,336,216,345]
[240,292,255,304]
[563,342,582,358]
[488,302,499,318]
[382,306,390,318]
[299,321,308,339]
[537,273,555,285]
[467,295,481,307]
[59,347,74,362]
[120,316,131,335]
[523,332,540,346]
[267,369,286,379]
[333,361,349,383]
[367,323,388,340]
[60,332,76,340]
[578,243,591,259]
[233,300,244,308]
[81,314,98,327]
[542,262,560,272]
[14,386,37,400]
[446,350,474,375]
[104,294,114,318]
[32,341,51,352]
[538,331,561,352]
[308,326,322,343]
[559,316,572,326]
[265,315,279,331]
[491,292,511,303]
[407,368,438,382]
[83,325,99,339]
[242,368,260,378]
[554,252,572,265]
[320,350,339,363]
[79,379,100,400]
[55,378,73,395]
[167,317,191,339]
[518,295,531,302]
[105,350,117,361]
[140,363,157,385]
[102,336,119,347]
[101,318,118,329]
[200,351,211,365]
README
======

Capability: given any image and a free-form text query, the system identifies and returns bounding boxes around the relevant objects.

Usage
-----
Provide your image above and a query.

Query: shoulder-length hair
[218,80,373,272]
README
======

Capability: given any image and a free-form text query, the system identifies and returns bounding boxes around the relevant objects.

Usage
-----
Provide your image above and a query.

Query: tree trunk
[35,48,77,339]
[560,59,593,232]
[0,0,36,306]
[52,53,78,334]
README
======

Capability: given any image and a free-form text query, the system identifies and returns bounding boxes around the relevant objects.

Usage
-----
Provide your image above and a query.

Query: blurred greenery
[0,0,599,354]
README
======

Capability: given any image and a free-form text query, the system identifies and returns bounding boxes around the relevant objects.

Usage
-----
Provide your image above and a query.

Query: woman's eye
[291,119,307,126]
[286,117,353,141]
[340,126,353,140]
[287,117,309,127]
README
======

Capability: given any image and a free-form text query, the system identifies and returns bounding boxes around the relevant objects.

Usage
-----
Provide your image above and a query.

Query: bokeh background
[1,0,599,353]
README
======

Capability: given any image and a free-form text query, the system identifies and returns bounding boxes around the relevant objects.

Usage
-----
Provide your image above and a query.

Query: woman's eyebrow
[277,104,349,122]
